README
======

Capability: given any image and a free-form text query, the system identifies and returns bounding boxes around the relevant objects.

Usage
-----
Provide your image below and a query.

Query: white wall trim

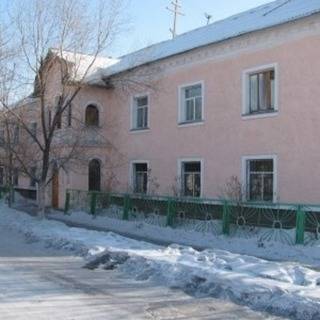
[177,157,204,197]
[177,80,205,125]
[242,63,279,117]
[129,160,150,193]
[130,93,150,131]
[241,154,278,202]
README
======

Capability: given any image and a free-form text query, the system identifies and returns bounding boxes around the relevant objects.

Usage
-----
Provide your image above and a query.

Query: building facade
[3,0,320,207]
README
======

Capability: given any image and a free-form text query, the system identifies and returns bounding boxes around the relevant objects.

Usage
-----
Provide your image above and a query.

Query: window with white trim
[244,66,276,115]
[246,159,274,201]
[132,162,148,193]
[179,83,203,124]
[132,96,148,130]
[181,161,201,197]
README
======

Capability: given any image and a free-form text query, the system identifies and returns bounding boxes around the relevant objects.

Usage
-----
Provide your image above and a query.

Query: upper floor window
[30,122,37,137]
[243,64,278,117]
[85,104,99,127]
[13,126,19,144]
[132,96,148,130]
[179,83,203,124]
[55,96,62,129]
[67,104,72,127]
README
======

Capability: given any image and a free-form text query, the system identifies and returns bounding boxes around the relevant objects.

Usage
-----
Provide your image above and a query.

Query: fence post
[122,194,130,220]
[222,200,230,235]
[166,197,176,227]
[295,205,305,245]
[64,191,70,214]
[90,192,97,216]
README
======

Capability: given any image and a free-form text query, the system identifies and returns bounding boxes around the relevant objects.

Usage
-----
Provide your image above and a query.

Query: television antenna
[166,0,185,38]
[204,12,212,25]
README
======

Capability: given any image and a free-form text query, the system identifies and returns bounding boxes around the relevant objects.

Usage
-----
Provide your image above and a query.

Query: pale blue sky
[1,0,274,57]
[112,0,273,57]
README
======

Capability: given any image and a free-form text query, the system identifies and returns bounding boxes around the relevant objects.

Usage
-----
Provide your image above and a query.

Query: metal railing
[64,189,320,245]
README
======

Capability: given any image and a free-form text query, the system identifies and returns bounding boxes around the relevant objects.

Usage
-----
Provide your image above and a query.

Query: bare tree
[0,0,127,217]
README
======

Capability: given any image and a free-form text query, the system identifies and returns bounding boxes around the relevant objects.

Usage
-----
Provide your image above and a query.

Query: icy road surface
[0,225,283,320]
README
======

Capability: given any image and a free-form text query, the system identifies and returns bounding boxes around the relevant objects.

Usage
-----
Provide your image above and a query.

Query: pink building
[6,0,320,208]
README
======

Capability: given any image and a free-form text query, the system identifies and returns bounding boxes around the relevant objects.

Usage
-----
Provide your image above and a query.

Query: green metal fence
[64,189,320,246]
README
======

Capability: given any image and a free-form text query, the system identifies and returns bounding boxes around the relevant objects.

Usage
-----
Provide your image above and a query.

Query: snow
[51,209,320,268]
[1,203,320,319]
[50,48,119,83]
[97,0,320,78]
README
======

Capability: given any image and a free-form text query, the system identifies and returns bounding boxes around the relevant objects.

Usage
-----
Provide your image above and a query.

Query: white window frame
[241,154,277,202]
[177,158,204,197]
[130,93,150,132]
[129,160,150,193]
[242,63,279,120]
[178,81,204,126]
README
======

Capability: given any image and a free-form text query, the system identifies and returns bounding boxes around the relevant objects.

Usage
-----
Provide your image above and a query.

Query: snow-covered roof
[99,0,320,78]
[50,49,119,81]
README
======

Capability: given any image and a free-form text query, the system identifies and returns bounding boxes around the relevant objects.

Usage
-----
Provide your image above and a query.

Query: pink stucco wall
[57,15,320,206]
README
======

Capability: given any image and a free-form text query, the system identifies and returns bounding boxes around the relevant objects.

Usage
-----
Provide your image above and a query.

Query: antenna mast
[166,0,184,39]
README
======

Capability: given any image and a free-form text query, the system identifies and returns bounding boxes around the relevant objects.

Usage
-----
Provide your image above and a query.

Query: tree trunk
[37,181,46,219]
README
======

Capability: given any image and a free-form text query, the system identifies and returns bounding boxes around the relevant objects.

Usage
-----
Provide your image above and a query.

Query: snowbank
[1,204,320,319]
[51,210,320,268]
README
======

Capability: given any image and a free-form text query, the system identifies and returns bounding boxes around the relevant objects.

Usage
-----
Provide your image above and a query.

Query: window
[0,167,4,186]
[13,126,19,144]
[179,83,203,124]
[48,109,52,128]
[55,96,62,129]
[132,162,148,193]
[85,104,99,127]
[88,159,101,191]
[132,96,148,130]
[245,158,275,202]
[13,168,19,186]
[67,103,72,127]
[30,167,37,187]
[30,122,37,137]
[180,161,201,197]
[56,113,62,129]
[243,64,277,116]
[0,129,4,146]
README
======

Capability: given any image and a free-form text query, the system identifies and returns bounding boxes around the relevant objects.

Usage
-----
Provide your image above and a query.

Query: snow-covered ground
[2,204,320,319]
[51,209,320,267]
[1,225,279,319]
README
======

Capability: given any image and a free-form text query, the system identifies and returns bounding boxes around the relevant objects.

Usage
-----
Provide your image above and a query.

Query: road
[0,226,285,320]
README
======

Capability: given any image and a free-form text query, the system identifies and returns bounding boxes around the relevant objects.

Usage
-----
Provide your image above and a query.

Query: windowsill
[178,120,204,128]
[242,110,278,120]
[85,125,101,129]
[130,127,150,133]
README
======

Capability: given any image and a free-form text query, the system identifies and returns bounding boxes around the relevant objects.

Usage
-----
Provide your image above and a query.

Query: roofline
[103,10,320,79]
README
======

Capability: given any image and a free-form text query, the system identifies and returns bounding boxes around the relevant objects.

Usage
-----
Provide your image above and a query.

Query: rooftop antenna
[204,12,212,25]
[166,0,185,39]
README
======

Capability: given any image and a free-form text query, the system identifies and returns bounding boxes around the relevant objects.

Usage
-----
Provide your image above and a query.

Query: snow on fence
[64,189,320,246]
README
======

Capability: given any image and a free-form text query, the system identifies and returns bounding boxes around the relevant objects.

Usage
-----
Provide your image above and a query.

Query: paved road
[0,226,285,320]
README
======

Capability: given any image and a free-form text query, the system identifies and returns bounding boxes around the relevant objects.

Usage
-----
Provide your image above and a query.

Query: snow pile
[51,210,320,268]
[1,204,320,319]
